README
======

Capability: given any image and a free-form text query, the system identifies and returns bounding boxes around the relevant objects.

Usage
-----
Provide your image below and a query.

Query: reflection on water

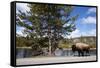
[16,48,32,58]
[16,48,96,58]
[63,49,96,56]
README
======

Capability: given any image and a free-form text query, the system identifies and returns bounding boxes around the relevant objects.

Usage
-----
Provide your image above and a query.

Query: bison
[72,43,90,56]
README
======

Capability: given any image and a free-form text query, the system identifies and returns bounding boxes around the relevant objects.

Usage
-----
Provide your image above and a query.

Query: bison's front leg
[81,51,84,56]
[78,50,84,57]
[78,50,81,57]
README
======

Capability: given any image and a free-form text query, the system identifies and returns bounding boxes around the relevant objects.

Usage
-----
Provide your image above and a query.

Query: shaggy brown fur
[72,43,90,56]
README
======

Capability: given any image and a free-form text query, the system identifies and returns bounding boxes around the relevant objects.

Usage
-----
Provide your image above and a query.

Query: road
[16,56,96,65]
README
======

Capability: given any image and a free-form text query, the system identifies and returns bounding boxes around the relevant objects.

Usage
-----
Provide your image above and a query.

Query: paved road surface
[16,56,96,65]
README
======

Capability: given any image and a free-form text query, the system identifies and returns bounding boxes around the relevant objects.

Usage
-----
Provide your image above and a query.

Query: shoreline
[16,47,96,50]
[16,56,96,65]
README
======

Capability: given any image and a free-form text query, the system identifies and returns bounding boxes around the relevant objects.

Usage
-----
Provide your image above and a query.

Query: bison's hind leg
[81,51,84,56]
[86,50,90,56]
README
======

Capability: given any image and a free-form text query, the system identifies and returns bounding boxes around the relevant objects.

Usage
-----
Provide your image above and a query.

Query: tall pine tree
[16,4,78,56]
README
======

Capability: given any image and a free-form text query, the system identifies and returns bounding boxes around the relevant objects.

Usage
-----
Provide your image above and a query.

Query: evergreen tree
[16,4,78,55]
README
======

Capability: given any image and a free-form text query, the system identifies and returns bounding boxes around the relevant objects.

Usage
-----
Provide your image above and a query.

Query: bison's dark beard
[72,45,76,52]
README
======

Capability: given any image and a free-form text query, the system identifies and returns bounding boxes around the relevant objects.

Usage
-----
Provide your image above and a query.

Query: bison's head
[72,45,76,53]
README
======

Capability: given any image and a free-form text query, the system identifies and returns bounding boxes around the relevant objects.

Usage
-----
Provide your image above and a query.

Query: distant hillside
[71,36,96,42]
[58,36,96,48]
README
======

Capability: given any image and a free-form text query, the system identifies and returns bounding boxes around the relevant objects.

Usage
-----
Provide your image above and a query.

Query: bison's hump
[76,43,89,49]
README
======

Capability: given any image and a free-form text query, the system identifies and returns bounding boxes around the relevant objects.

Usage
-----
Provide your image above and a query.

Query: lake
[16,48,96,58]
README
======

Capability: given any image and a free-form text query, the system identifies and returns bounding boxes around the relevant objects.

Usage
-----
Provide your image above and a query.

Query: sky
[16,3,97,38]
[67,6,96,38]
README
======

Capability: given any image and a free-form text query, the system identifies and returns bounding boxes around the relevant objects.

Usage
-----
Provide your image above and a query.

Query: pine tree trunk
[48,38,52,56]
[48,26,52,56]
